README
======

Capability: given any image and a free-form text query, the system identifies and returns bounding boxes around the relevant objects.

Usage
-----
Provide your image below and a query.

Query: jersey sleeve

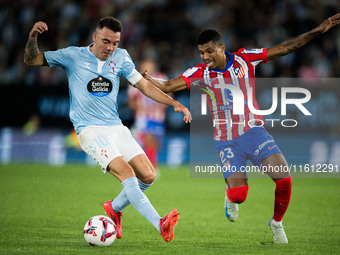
[179,66,203,89]
[121,50,142,85]
[125,69,143,85]
[44,47,72,68]
[237,48,268,67]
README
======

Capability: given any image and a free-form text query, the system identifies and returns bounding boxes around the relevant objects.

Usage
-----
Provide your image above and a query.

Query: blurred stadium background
[0,0,339,167]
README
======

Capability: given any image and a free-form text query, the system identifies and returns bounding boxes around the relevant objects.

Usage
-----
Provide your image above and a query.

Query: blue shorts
[215,127,281,180]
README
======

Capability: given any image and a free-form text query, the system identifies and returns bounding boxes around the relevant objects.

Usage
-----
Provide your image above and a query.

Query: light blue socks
[115,177,161,231]
[111,178,151,212]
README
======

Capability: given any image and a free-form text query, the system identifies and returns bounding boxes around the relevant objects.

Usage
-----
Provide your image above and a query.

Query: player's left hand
[317,13,340,33]
[173,101,191,123]
[141,70,149,79]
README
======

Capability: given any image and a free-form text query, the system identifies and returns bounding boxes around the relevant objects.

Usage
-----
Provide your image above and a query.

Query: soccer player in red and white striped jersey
[180,48,267,141]
[144,14,340,244]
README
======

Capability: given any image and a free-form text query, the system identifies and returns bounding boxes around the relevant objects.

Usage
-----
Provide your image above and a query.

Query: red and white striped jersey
[180,48,268,141]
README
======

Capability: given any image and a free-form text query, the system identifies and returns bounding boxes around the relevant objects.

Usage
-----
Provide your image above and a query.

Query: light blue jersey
[44,45,142,133]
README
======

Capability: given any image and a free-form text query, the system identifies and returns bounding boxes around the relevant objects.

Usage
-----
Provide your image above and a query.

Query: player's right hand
[317,13,340,33]
[173,101,191,124]
[29,21,48,38]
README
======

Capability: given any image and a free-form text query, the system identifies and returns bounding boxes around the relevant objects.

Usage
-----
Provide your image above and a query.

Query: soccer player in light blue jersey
[24,16,191,242]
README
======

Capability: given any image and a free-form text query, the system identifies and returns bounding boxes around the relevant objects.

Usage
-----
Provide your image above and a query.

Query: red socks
[227,186,249,204]
[273,176,292,222]
[226,176,292,221]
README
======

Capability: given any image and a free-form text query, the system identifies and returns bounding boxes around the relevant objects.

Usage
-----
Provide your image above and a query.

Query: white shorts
[77,125,145,173]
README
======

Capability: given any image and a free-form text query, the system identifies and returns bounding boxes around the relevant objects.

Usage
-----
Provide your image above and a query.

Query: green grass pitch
[1,164,340,254]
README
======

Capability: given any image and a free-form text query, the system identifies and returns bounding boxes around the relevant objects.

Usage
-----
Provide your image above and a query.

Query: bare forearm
[24,21,48,66]
[135,77,191,123]
[24,37,45,66]
[283,29,319,53]
[267,13,340,61]
[145,75,171,93]
[24,37,39,63]
[138,81,176,106]
[267,28,321,61]
[143,73,187,92]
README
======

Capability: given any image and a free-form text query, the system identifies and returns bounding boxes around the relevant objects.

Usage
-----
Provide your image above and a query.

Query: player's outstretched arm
[134,77,191,123]
[142,71,187,93]
[24,21,48,66]
[267,13,340,61]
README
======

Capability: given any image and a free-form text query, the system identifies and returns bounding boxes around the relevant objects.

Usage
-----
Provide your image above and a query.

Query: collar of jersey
[86,43,96,58]
[209,51,233,72]
[85,43,116,60]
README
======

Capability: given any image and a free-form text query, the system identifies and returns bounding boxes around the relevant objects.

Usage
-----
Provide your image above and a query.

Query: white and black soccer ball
[83,215,117,246]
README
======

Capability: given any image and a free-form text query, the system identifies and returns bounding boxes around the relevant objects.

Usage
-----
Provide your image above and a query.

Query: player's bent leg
[104,156,137,239]
[261,153,291,244]
[224,172,248,222]
[107,156,136,182]
[227,186,249,204]
[261,153,292,221]
[128,153,156,184]
[110,177,154,213]
[273,176,292,222]
[226,171,248,189]
[115,126,155,184]
[129,154,179,242]
[108,131,156,215]
[261,153,290,181]
[105,156,158,239]
[121,176,164,233]
[107,157,166,238]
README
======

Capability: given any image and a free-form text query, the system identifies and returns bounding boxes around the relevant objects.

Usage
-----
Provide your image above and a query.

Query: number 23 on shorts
[219,148,234,165]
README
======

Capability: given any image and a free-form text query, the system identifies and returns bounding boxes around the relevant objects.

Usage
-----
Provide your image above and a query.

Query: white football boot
[224,192,239,222]
[268,217,288,244]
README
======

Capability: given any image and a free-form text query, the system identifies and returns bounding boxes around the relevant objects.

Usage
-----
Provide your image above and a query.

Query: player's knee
[140,171,156,184]
[107,163,136,182]
[227,185,249,204]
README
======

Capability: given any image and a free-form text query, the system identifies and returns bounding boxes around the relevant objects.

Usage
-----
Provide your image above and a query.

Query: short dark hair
[197,29,223,46]
[97,17,123,32]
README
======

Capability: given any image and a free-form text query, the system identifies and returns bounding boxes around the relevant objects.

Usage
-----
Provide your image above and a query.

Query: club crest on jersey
[109,61,116,73]
[87,76,112,97]
[234,66,245,78]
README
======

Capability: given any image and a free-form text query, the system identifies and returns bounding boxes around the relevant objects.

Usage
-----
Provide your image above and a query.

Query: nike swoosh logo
[268,146,276,150]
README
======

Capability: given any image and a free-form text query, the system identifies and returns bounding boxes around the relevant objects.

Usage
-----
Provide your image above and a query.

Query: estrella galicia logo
[87,76,112,97]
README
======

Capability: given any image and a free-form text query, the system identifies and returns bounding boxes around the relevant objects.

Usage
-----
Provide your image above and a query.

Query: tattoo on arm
[268,28,320,60]
[282,29,319,53]
[24,37,39,63]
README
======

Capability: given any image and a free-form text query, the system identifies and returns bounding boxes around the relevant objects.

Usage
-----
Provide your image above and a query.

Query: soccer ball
[83,215,117,246]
